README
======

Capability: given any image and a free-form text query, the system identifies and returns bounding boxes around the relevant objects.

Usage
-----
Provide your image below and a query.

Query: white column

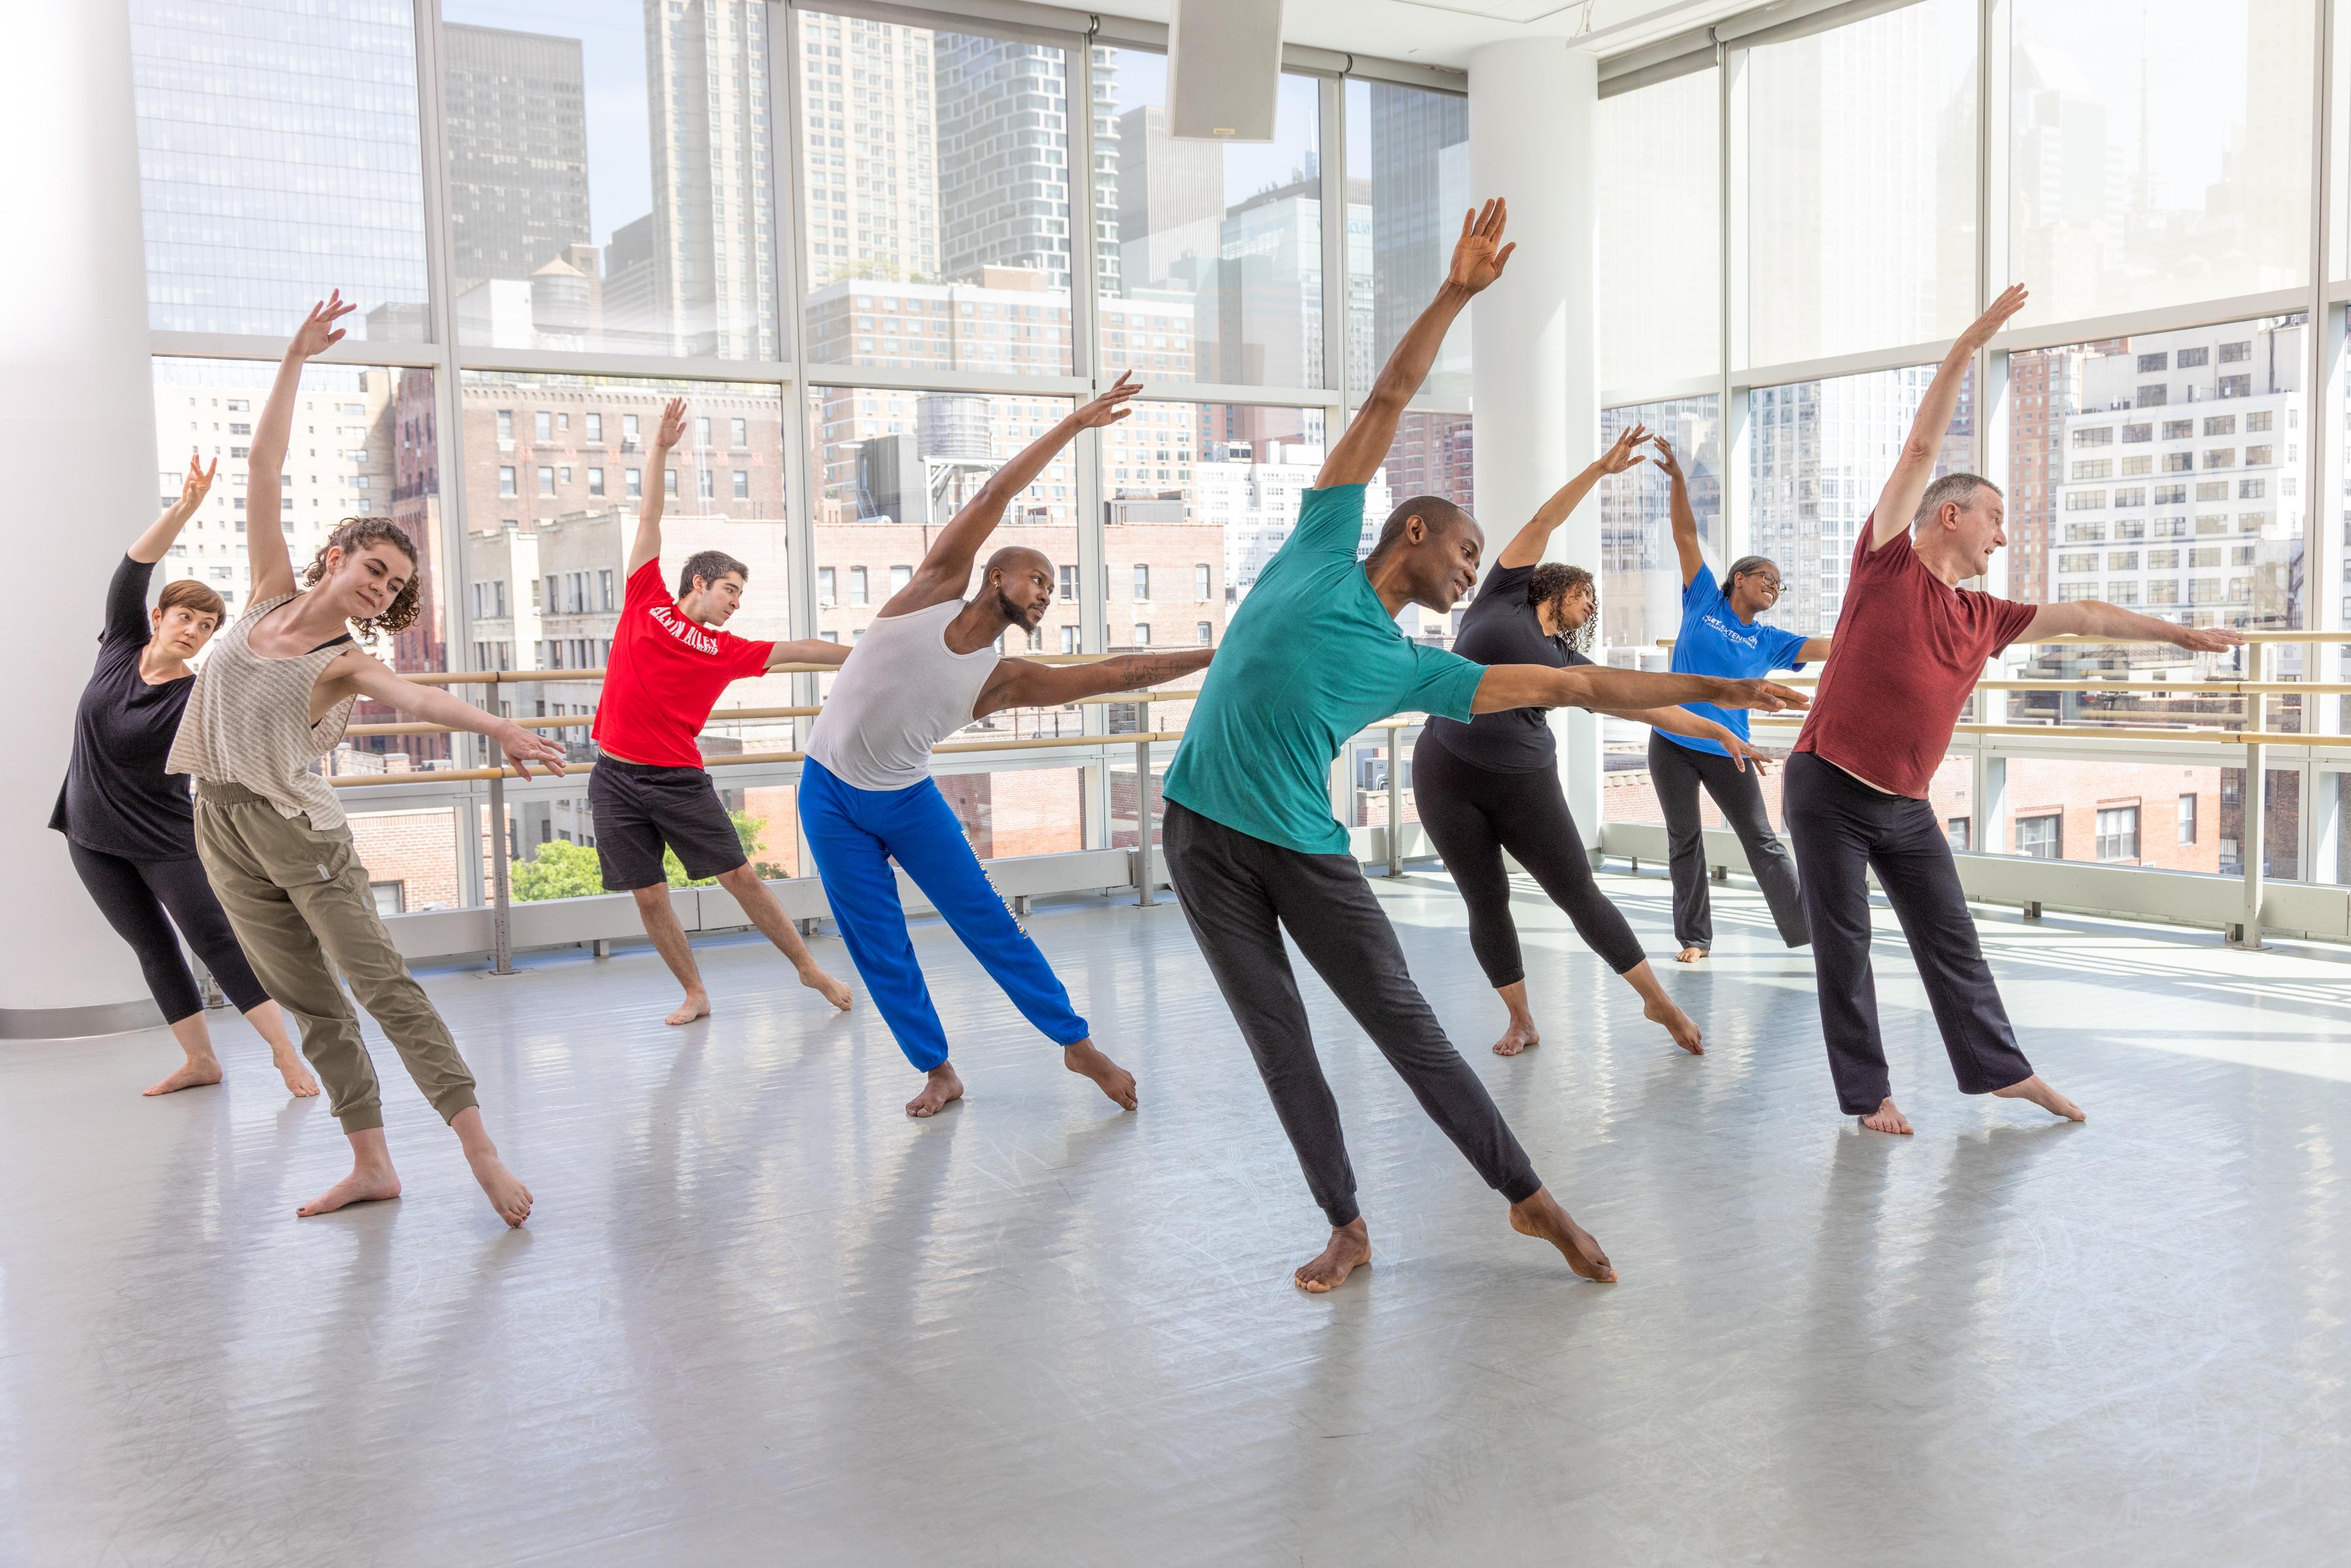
[1469,42,1603,840]
[0,4,165,1035]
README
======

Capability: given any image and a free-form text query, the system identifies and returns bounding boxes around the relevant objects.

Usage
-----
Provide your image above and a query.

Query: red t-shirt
[1793,520,2038,799]
[590,558,775,769]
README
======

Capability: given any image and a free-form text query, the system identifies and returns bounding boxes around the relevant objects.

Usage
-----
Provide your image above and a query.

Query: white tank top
[805,598,1000,791]
[166,591,358,830]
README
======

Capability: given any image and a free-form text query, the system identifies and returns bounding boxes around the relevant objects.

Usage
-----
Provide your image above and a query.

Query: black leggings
[1411,731,1648,985]
[68,842,271,1024]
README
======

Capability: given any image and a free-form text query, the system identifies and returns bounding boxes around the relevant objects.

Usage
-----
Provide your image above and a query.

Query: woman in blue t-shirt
[1652,436,1829,962]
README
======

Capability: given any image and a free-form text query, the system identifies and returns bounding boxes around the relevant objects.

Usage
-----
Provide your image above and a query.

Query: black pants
[68,842,271,1025]
[1647,731,1811,952]
[1780,751,2034,1114]
[1162,800,1541,1228]
[1411,731,1646,984]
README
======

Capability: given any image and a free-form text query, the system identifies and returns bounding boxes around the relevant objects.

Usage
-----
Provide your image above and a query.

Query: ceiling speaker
[1168,0,1287,142]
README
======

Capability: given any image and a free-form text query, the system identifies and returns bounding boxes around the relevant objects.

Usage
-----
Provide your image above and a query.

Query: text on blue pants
[798,756,1091,1072]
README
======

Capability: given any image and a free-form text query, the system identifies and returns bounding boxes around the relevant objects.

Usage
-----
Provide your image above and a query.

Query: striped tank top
[167,591,357,831]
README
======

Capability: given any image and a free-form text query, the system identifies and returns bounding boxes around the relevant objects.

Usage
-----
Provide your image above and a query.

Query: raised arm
[974,647,1215,719]
[1870,284,2028,551]
[2015,600,2246,654]
[1471,664,1807,719]
[1320,200,1514,490]
[249,294,356,602]
[885,374,1139,617]
[128,451,220,564]
[1495,424,1647,570]
[764,637,852,671]
[1652,436,1706,587]
[327,650,570,777]
[626,397,688,578]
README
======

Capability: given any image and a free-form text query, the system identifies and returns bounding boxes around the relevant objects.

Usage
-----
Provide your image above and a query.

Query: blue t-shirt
[1164,485,1488,855]
[1664,562,1810,756]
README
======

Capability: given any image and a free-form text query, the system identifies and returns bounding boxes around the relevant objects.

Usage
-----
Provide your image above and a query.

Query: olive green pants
[194,783,477,1135]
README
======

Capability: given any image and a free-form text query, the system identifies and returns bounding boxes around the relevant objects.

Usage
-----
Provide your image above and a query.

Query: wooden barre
[325,730,1187,788]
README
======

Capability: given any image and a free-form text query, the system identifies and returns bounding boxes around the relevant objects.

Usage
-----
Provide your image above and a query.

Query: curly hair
[1527,562,1597,654]
[302,517,422,642]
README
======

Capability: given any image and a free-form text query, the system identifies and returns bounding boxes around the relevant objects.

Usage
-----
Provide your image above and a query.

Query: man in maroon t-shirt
[588,397,855,1027]
[1783,284,2243,1134]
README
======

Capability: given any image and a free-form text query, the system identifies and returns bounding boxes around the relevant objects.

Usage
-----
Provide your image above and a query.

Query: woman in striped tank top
[168,295,566,1226]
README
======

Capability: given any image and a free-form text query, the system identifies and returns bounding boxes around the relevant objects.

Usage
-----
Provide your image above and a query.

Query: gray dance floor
[5,865,2348,1565]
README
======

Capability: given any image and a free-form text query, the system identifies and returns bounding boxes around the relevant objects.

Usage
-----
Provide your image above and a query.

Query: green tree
[506,810,780,901]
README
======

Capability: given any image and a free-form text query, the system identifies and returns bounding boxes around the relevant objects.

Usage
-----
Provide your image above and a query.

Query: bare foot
[1994,1074,2086,1123]
[465,1146,534,1228]
[1644,995,1704,1055]
[272,1050,321,1098]
[1492,1019,1540,1057]
[296,1162,402,1217]
[1507,1187,1616,1282]
[1676,946,1708,964]
[801,965,852,1012]
[1294,1217,1371,1292]
[1859,1096,1913,1135]
[906,1063,965,1118]
[665,990,711,1027]
[143,1057,223,1096]
[1063,1039,1138,1111]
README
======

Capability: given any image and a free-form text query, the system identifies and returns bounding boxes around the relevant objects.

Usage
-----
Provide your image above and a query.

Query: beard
[993,586,1042,630]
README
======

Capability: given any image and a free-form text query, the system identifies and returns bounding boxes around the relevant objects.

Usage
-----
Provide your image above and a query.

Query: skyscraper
[933,35,1115,296]
[1115,103,1223,291]
[794,10,940,287]
[442,24,590,289]
[1367,83,1469,395]
[645,0,778,359]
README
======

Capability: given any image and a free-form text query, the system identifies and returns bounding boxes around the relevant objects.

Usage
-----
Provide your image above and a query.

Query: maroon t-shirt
[1793,520,2038,799]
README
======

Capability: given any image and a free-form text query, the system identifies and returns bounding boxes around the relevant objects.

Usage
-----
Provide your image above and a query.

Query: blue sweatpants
[798,757,1091,1072]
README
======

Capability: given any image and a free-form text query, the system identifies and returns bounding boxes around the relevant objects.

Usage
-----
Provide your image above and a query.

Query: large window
[1599,68,1719,392]
[2011,0,2314,328]
[1743,0,1977,368]
[131,0,430,340]
[1349,78,1471,402]
[1600,396,1721,655]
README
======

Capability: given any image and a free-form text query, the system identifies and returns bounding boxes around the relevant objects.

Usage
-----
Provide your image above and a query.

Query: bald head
[982,545,1058,633]
[987,545,1052,581]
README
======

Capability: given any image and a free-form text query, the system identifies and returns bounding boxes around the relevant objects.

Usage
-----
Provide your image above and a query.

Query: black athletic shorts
[587,753,747,891]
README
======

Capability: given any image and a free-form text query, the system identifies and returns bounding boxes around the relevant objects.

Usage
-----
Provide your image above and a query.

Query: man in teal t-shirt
[1159,197,1803,1297]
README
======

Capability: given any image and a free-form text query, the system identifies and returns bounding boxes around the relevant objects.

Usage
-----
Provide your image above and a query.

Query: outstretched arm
[1870,284,2028,551]
[1495,424,1646,570]
[1320,200,1514,490]
[2015,601,2245,653]
[764,637,852,671]
[1797,637,1832,663]
[1595,703,1776,773]
[974,647,1215,718]
[626,397,688,578]
[326,651,571,777]
[1471,664,1808,718]
[249,294,355,603]
[129,451,221,564]
[885,374,1139,617]
[1652,436,1706,587]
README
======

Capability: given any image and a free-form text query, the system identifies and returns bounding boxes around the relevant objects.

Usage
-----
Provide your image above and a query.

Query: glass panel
[345,805,466,913]
[441,1,782,359]
[1095,54,1325,387]
[946,767,1089,857]
[1598,68,1719,391]
[130,0,429,340]
[1748,364,1975,639]
[1994,758,2292,878]
[795,12,1075,374]
[1743,0,1977,368]
[1347,79,1472,402]
[1599,395,1723,659]
[1602,743,1972,835]
[2011,0,2314,328]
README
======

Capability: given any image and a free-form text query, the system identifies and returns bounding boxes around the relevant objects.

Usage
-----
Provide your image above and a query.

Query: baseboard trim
[0,997,164,1040]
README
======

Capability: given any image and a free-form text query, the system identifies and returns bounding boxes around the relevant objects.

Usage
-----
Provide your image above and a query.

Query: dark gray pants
[1162,800,1542,1228]
[1781,752,2034,1115]
[1648,731,1811,952]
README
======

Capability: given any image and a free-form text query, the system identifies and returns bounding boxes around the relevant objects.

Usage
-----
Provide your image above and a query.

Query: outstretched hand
[1075,370,1140,429]
[654,396,688,451]
[2173,625,2248,654]
[289,292,357,360]
[1652,434,1686,485]
[1597,423,1649,476]
[1721,735,1774,775]
[1959,283,2030,352]
[1447,199,1516,295]
[173,450,220,515]
[497,722,570,779]
[1723,678,1810,713]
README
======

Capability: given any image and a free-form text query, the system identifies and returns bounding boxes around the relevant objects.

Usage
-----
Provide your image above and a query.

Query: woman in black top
[1413,425,1770,1059]
[52,453,316,1098]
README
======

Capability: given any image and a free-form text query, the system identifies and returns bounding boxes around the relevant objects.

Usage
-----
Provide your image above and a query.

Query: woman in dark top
[52,453,316,1098]
[1413,426,1770,1059]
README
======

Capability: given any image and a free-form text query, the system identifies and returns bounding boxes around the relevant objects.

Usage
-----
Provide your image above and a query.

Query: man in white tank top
[799,373,1215,1118]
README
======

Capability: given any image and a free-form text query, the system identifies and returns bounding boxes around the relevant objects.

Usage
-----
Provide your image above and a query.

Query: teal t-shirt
[1164,485,1488,855]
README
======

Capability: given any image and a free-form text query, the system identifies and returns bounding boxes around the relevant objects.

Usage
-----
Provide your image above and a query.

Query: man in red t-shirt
[589,397,854,1026]
[1784,285,2243,1134]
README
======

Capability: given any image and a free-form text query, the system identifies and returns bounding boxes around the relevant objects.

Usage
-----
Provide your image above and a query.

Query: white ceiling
[1079,0,1764,70]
